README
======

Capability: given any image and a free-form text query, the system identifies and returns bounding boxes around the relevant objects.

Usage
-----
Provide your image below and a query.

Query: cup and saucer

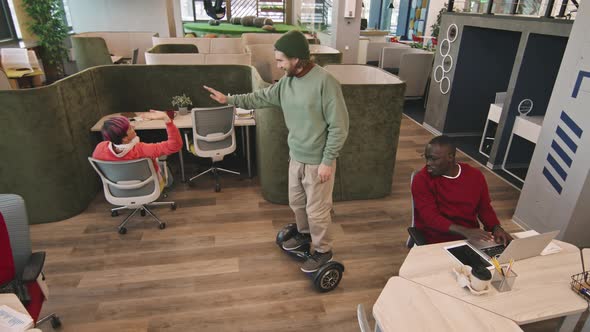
[453,265,492,295]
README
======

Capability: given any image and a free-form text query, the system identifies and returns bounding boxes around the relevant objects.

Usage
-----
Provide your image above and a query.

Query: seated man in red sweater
[411,135,513,245]
[92,110,182,187]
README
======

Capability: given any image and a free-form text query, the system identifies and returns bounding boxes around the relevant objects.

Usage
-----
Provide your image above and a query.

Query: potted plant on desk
[171,94,193,116]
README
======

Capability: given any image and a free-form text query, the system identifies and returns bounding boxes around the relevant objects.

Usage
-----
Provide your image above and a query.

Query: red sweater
[411,163,500,244]
[92,122,182,172]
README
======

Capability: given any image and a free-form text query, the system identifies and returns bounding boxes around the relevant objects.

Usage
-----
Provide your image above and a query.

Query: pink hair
[101,117,130,145]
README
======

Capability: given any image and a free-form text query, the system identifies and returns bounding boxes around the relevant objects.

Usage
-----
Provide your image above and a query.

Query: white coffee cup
[469,266,492,291]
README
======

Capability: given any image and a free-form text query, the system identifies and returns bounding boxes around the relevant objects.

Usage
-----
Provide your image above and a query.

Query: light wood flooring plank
[31,115,525,331]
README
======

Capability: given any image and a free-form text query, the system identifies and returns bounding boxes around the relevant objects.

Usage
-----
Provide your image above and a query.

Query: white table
[501,115,544,182]
[0,294,41,331]
[398,240,587,331]
[91,110,256,180]
[373,277,523,332]
[0,294,29,316]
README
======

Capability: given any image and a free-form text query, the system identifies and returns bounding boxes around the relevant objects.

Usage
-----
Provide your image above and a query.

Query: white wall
[513,1,590,247]
[425,0,446,37]
[69,0,173,37]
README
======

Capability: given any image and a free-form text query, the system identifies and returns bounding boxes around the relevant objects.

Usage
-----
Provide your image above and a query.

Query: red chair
[0,194,61,329]
[412,34,422,42]
[432,37,438,47]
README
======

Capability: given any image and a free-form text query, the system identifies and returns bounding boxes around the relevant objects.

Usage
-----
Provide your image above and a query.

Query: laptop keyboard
[481,245,506,258]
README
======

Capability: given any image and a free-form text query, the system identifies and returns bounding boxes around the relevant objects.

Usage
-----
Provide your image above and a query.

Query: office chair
[0,194,61,329]
[407,171,426,247]
[88,157,176,234]
[356,304,372,332]
[184,105,240,192]
[131,48,139,64]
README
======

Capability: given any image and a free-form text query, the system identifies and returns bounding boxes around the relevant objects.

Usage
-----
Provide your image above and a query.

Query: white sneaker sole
[300,258,333,273]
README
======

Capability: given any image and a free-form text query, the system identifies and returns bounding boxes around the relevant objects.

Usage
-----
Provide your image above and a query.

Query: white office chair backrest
[88,157,160,207]
[190,106,236,162]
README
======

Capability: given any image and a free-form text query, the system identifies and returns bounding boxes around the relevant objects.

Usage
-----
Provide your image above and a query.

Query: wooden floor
[32,116,525,331]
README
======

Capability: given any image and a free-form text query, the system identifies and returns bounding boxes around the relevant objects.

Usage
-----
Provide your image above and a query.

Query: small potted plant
[171,93,193,115]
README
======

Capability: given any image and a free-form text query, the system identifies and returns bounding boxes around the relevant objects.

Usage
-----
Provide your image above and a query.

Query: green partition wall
[0,65,268,224]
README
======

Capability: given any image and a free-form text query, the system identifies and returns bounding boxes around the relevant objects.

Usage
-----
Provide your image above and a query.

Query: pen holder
[491,270,517,292]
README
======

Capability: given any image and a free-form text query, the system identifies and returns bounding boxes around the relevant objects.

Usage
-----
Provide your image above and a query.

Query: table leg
[558,312,583,332]
[241,126,246,158]
[178,147,186,182]
[246,126,252,178]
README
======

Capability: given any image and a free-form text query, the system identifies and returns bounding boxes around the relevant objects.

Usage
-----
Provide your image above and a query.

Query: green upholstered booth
[256,65,406,204]
[71,36,113,71]
[71,32,158,69]
[0,65,270,224]
[148,44,200,54]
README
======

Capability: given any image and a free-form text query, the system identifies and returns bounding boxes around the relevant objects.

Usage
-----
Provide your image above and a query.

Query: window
[61,0,73,31]
[1,0,18,42]
[180,0,286,23]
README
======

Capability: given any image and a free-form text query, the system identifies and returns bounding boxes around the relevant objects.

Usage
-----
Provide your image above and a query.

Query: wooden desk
[373,277,523,332]
[399,240,588,330]
[91,110,256,180]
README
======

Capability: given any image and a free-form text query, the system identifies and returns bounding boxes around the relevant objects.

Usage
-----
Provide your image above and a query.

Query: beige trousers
[288,159,335,253]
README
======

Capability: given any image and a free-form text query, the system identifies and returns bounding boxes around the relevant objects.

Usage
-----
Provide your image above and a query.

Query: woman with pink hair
[92,110,182,187]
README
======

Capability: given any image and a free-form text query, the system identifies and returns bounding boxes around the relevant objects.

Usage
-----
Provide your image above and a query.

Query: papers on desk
[0,49,41,78]
[0,305,33,332]
[235,109,254,119]
[512,230,562,255]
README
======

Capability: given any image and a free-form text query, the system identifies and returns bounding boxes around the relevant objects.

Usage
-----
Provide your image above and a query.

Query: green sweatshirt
[227,65,349,166]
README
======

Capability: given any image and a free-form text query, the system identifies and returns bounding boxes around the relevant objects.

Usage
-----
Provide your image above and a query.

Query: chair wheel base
[111,211,119,217]
[159,223,166,230]
[140,209,146,217]
[51,316,62,328]
[171,203,177,210]
[118,227,127,234]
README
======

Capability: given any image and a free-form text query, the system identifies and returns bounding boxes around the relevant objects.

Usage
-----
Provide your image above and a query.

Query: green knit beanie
[274,30,310,59]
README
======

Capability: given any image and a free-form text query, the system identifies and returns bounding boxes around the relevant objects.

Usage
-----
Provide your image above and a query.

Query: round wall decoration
[447,24,458,43]
[440,77,450,95]
[517,99,534,116]
[439,39,451,57]
[433,65,445,83]
[442,55,453,72]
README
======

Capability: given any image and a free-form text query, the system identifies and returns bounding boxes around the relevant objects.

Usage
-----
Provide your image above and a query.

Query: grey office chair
[184,105,240,192]
[0,194,61,329]
[88,157,176,234]
[407,170,426,247]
